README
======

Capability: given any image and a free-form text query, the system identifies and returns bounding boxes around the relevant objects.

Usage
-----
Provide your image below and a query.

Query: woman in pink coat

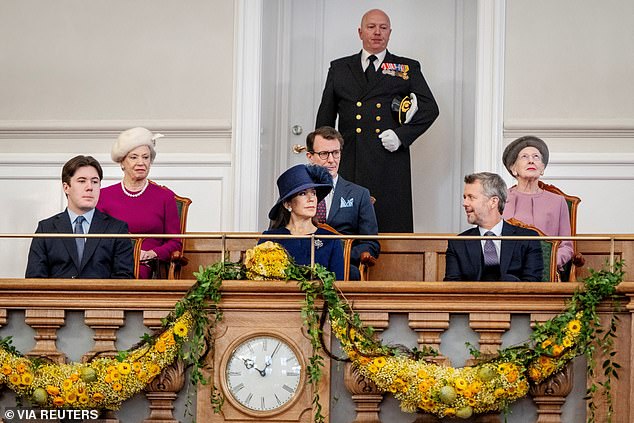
[502,136,573,272]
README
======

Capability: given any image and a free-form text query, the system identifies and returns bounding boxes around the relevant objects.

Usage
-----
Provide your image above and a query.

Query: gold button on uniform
[356,101,362,107]
[356,128,362,134]
[356,114,362,120]
[376,116,381,121]
[375,128,381,134]
[376,103,381,108]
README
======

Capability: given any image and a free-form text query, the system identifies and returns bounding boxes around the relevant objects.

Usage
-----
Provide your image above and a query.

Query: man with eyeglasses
[316,9,439,232]
[306,126,379,280]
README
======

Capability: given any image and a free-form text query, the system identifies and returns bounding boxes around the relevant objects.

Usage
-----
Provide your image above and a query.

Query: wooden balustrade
[0,279,633,422]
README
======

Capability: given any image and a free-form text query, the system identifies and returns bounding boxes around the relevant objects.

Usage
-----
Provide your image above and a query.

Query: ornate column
[143,310,185,423]
[24,309,65,363]
[343,312,389,423]
[82,309,125,361]
[469,313,511,423]
[530,313,572,423]
[408,312,450,365]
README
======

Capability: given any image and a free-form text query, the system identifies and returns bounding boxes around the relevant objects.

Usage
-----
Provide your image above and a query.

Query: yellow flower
[506,370,519,383]
[494,388,505,397]
[541,339,552,349]
[16,363,27,374]
[104,374,112,384]
[468,397,477,406]
[567,320,581,333]
[112,382,123,391]
[92,392,105,402]
[2,364,12,375]
[552,345,564,356]
[9,374,21,385]
[46,385,60,396]
[155,340,167,353]
[562,337,573,348]
[367,364,378,374]
[373,357,387,368]
[70,373,79,382]
[64,391,77,404]
[78,394,89,405]
[174,321,189,338]
[149,363,161,376]
[20,372,33,386]
[444,408,456,416]
[454,378,468,390]
[53,396,65,407]
[528,367,542,381]
[417,369,428,379]
[117,362,132,375]
[62,379,74,391]
[358,356,371,365]
[132,362,143,373]
[110,370,121,381]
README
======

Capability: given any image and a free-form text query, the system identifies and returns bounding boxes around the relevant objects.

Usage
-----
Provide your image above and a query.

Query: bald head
[358,9,392,54]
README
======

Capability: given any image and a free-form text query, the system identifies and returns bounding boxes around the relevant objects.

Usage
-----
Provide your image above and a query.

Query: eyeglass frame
[309,149,342,160]
[516,153,543,162]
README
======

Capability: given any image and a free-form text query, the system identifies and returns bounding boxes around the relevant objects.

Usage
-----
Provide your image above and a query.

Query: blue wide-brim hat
[268,164,333,220]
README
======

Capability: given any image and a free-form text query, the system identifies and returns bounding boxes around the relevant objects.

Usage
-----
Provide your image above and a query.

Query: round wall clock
[224,334,303,413]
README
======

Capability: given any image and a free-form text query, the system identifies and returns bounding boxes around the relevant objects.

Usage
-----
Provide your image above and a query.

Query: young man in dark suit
[444,172,543,282]
[316,9,439,233]
[25,155,134,279]
[306,127,379,280]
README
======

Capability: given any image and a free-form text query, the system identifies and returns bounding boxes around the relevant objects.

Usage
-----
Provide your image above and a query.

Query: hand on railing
[572,252,585,267]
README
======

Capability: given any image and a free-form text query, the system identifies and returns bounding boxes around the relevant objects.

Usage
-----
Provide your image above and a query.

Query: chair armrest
[360,251,377,268]
[168,250,189,279]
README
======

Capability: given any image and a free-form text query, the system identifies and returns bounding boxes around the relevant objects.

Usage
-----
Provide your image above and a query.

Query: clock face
[225,335,302,412]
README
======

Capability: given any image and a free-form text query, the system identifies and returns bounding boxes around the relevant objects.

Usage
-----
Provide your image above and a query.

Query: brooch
[314,239,324,249]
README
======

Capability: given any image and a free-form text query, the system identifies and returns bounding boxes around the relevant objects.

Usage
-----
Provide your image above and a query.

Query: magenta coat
[97,181,182,278]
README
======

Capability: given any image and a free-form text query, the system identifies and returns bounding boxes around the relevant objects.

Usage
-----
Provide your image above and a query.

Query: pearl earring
[287,207,292,212]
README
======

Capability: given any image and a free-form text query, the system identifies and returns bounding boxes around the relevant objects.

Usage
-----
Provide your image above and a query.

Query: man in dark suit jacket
[444,172,543,282]
[306,127,379,280]
[316,9,439,233]
[26,155,134,279]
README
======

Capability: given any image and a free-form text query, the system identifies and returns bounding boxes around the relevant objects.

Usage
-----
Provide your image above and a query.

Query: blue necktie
[483,231,499,266]
[74,216,86,263]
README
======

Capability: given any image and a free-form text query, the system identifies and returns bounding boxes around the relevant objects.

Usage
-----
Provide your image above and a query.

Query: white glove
[404,93,418,124]
[379,129,401,152]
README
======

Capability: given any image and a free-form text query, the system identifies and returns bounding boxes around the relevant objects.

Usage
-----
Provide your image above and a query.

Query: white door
[259,0,477,232]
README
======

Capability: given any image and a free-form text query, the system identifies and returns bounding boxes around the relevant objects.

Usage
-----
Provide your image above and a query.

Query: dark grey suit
[444,221,543,282]
[25,209,133,279]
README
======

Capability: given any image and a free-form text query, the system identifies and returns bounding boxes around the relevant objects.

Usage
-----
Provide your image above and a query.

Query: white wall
[503,0,634,233]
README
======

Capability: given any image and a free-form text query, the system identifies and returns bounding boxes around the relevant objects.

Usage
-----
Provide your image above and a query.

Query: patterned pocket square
[340,197,354,208]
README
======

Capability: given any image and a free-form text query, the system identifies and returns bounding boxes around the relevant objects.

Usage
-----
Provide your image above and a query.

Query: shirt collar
[67,208,95,225]
[361,49,387,67]
[479,219,504,236]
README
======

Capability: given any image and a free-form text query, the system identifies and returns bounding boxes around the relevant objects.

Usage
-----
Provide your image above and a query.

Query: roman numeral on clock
[282,384,294,394]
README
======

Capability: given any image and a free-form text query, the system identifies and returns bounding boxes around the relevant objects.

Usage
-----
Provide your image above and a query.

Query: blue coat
[444,221,543,282]
[25,209,134,279]
[327,176,380,279]
[261,227,344,280]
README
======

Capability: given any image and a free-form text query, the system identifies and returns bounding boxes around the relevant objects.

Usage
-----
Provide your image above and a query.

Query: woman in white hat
[262,164,344,280]
[97,127,182,278]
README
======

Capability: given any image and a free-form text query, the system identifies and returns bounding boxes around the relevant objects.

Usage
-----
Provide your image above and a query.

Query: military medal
[381,63,410,80]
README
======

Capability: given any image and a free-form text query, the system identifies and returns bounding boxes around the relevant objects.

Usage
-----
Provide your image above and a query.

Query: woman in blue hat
[263,164,344,280]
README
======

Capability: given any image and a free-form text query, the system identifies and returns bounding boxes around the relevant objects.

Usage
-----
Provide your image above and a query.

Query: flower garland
[0,241,624,423]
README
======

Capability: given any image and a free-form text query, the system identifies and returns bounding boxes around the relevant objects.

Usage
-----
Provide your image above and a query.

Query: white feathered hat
[111,127,164,163]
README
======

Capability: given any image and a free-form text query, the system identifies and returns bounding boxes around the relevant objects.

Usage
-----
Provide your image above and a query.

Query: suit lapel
[81,210,108,268]
[348,52,367,92]
[500,221,516,275]
[53,212,80,268]
[464,228,483,280]
[327,177,347,222]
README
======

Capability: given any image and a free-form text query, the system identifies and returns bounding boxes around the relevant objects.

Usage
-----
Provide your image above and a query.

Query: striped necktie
[483,231,499,266]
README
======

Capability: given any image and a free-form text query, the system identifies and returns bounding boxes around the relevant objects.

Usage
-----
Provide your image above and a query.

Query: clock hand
[241,357,255,369]
[255,360,271,377]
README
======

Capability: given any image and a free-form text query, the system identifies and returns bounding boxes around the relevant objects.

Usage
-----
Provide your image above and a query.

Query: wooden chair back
[507,218,561,282]
[362,235,449,281]
[317,223,353,281]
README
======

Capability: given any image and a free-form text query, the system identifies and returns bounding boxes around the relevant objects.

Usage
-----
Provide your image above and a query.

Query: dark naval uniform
[316,50,438,232]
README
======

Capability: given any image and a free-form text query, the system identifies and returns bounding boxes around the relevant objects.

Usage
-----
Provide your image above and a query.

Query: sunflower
[567,320,581,333]
[173,321,189,338]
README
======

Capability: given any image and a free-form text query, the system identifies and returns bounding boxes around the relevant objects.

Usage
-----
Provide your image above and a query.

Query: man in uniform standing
[316,8,439,232]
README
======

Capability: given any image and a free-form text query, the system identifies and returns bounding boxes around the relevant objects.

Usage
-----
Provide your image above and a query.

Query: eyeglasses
[517,153,542,162]
[311,149,341,160]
